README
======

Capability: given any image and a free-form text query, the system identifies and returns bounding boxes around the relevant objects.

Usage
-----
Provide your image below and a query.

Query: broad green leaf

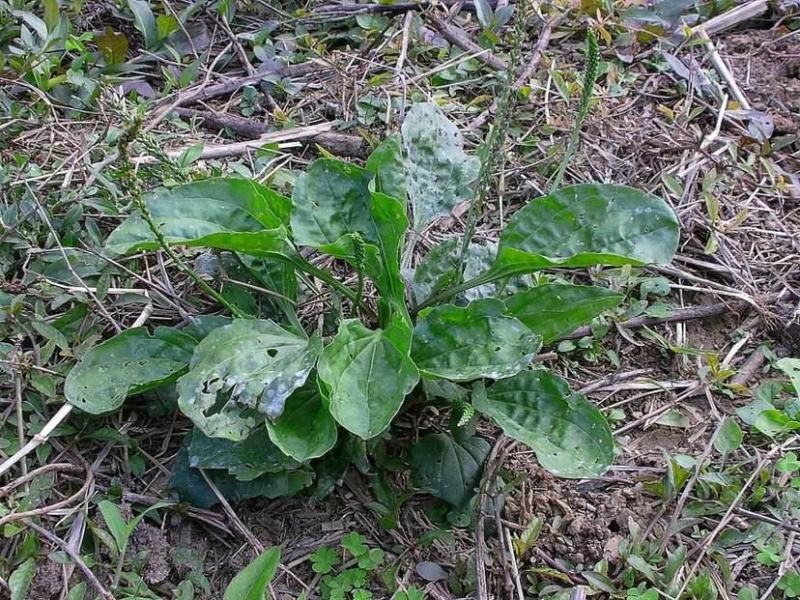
[170,447,313,509]
[341,532,368,557]
[223,547,281,600]
[127,0,159,49]
[290,162,409,308]
[461,243,505,300]
[736,396,775,426]
[66,583,87,600]
[402,102,480,229]
[412,237,461,304]
[473,369,614,478]
[156,13,179,39]
[581,572,617,594]
[98,500,128,553]
[266,380,338,461]
[291,159,378,249]
[410,432,489,508]
[319,192,409,311]
[174,581,193,600]
[310,547,339,574]
[777,358,800,401]
[627,555,658,583]
[43,0,59,29]
[317,317,418,439]
[65,327,195,414]
[365,192,408,308]
[9,557,36,600]
[412,299,541,381]
[779,571,800,599]
[714,417,743,454]
[106,178,292,256]
[177,319,322,441]
[95,28,129,64]
[485,184,679,281]
[181,315,233,341]
[754,409,800,437]
[366,134,406,203]
[504,283,623,343]
[242,255,297,304]
[188,427,298,480]
[412,239,507,305]
[474,0,493,27]
[31,319,69,350]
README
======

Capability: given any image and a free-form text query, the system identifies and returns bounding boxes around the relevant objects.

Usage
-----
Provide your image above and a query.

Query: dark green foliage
[65,102,679,508]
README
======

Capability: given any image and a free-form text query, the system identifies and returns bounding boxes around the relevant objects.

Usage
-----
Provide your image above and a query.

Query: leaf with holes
[177,319,322,441]
[412,299,541,381]
[504,283,623,343]
[412,237,461,305]
[291,158,378,250]
[410,432,490,508]
[473,369,614,478]
[482,184,679,282]
[266,380,338,461]
[317,317,418,439]
[188,427,298,480]
[65,327,196,414]
[106,178,292,255]
[402,102,480,229]
[412,239,499,304]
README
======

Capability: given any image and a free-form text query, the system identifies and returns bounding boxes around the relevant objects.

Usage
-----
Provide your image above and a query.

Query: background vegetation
[0,0,799,598]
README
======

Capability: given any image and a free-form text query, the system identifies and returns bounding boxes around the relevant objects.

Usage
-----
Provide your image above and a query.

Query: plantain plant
[64,102,679,510]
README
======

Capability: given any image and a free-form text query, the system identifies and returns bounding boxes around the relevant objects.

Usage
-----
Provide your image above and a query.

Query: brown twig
[476,436,512,599]
[562,293,784,341]
[730,347,767,387]
[164,61,324,109]
[0,463,94,527]
[173,108,367,157]
[24,519,115,600]
[131,121,340,164]
[426,14,508,71]
[470,12,565,130]
[199,469,264,553]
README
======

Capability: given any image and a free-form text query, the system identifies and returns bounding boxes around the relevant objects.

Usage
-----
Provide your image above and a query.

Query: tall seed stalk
[550,29,599,192]
[115,111,248,319]
[455,0,530,278]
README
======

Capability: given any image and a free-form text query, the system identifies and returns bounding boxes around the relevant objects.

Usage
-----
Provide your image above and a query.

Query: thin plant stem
[135,198,249,318]
[549,29,599,192]
[456,0,529,278]
[117,109,367,322]
[352,233,366,316]
[115,113,248,320]
[415,272,491,313]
